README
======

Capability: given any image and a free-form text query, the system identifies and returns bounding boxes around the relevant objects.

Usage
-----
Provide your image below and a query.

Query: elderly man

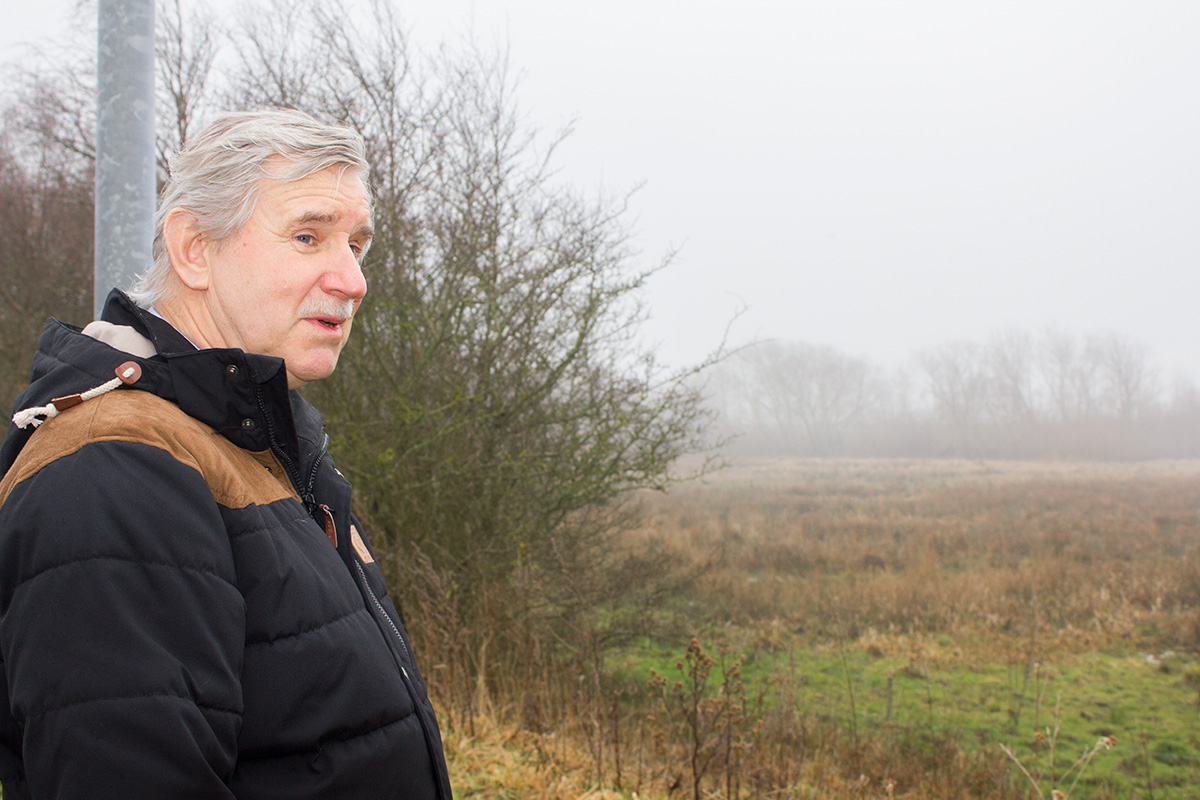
[0,110,452,799]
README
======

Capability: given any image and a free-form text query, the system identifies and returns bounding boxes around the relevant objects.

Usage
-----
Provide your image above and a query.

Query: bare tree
[710,340,881,455]
[920,341,987,451]
[982,330,1036,425]
[156,0,219,162]
[1037,327,1097,423]
[224,0,332,111]
[0,116,94,402]
[1086,332,1156,423]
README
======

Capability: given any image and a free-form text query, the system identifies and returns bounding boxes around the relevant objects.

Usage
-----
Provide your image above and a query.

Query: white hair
[129,109,372,307]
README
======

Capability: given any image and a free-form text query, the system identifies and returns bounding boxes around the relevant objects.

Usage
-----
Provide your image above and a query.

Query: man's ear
[162,208,210,291]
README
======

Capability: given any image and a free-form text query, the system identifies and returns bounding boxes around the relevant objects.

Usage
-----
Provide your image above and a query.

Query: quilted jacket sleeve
[0,439,244,799]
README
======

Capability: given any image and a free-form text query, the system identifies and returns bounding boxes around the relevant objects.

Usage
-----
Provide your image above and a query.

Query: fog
[5,1,1199,379]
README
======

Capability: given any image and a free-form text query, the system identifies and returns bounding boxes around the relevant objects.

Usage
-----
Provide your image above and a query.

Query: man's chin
[285,354,342,389]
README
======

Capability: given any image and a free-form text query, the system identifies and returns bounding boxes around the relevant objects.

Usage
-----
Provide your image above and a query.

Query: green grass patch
[617,632,1200,797]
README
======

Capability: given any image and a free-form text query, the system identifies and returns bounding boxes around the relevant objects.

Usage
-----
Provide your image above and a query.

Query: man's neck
[147,304,202,350]
[154,293,225,351]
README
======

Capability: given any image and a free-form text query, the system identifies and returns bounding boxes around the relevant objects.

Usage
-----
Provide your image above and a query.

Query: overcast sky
[4,1,1199,380]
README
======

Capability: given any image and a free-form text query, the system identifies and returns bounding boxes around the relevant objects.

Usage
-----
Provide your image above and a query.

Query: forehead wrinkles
[252,159,372,220]
[262,170,373,231]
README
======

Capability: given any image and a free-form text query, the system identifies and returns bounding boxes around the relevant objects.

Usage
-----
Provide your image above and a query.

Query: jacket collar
[100,289,298,452]
[101,289,198,357]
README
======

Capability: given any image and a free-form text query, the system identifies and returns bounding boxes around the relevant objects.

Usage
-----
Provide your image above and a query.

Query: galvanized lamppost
[94,0,156,319]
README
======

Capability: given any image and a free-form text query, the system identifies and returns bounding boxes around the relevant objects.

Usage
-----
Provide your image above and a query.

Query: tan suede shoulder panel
[0,389,299,510]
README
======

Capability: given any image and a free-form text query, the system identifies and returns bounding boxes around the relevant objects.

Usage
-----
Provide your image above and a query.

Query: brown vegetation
[406,458,1200,799]
[641,459,1200,653]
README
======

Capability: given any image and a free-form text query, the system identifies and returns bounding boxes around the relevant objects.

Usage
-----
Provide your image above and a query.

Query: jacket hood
[2,289,316,480]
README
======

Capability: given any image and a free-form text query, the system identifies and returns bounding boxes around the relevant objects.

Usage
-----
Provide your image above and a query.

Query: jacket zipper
[254,389,311,509]
[353,556,449,800]
[355,559,413,667]
[254,388,324,512]
[304,434,329,503]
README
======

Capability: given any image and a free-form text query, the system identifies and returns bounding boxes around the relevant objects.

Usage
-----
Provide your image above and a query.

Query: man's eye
[295,234,315,245]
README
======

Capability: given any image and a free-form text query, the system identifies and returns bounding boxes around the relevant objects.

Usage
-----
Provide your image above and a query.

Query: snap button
[226,364,239,377]
[241,418,256,430]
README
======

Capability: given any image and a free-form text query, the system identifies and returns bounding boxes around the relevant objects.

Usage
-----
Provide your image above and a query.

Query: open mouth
[302,301,355,332]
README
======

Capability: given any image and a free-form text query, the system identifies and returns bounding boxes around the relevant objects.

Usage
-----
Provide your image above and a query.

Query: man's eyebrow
[295,211,340,225]
[293,211,375,240]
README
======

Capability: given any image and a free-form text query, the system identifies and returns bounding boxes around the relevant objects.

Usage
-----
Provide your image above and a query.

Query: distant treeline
[706,334,1200,459]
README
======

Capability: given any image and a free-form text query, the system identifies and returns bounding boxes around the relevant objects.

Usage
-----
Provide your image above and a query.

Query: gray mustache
[301,301,355,321]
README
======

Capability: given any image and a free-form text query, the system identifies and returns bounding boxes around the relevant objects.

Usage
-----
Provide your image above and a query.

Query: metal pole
[95,0,156,319]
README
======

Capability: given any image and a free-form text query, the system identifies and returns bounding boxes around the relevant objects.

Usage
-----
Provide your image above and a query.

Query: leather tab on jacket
[318,504,337,547]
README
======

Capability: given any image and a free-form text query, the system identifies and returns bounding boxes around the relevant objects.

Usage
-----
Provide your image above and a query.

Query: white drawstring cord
[12,362,142,430]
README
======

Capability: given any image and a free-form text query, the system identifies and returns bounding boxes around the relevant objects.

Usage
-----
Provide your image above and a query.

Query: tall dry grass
[398,458,1200,798]
[637,459,1200,656]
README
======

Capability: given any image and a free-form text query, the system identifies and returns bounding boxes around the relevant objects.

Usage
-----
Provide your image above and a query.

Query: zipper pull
[316,504,337,547]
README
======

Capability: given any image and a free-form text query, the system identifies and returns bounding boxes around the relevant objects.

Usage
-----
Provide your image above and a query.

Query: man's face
[199,164,373,388]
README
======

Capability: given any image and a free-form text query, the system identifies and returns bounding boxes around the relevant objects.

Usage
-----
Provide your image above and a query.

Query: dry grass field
[441,458,1200,799]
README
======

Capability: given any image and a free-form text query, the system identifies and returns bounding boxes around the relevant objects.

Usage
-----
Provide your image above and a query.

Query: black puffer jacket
[0,290,452,799]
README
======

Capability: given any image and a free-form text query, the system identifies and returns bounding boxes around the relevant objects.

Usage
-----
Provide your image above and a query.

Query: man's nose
[323,241,368,300]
